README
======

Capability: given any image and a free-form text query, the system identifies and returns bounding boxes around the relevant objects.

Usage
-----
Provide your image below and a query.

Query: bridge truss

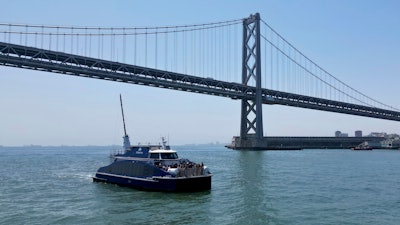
[1,41,400,123]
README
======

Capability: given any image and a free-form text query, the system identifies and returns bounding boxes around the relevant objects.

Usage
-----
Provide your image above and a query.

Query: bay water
[1,145,399,224]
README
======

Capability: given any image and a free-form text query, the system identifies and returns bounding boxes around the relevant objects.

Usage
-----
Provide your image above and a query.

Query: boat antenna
[120,94,131,150]
[120,94,127,137]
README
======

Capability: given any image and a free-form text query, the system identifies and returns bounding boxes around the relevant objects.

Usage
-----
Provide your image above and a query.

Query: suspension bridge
[0,13,399,149]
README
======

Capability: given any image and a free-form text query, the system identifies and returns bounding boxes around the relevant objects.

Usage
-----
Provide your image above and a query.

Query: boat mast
[120,94,131,150]
[120,94,127,136]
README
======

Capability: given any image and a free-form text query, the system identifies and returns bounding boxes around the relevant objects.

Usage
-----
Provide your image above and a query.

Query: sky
[0,0,400,146]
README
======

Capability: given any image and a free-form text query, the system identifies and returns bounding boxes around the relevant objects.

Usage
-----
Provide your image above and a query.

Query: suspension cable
[260,19,399,111]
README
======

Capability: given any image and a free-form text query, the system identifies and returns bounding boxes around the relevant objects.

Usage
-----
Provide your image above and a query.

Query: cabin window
[150,153,159,159]
[160,153,178,159]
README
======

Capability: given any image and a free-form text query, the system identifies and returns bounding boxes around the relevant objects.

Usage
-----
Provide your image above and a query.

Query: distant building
[369,132,387,138]
[355,130,362,137]
[335,131,348,137]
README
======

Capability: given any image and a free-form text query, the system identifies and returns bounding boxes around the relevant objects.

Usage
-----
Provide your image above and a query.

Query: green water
[1,146,399,224]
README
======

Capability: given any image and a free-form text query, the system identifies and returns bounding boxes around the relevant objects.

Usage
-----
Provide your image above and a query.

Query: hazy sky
[1,0,399,146]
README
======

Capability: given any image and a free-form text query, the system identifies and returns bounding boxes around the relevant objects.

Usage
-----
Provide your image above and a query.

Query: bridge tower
[235,13,266,149]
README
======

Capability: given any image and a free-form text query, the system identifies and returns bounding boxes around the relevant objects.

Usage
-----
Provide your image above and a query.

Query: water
[1,146,400,225]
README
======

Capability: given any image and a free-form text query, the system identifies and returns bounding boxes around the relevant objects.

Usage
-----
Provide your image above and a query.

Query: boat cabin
[149,149,179,160]
[114,145,179,159]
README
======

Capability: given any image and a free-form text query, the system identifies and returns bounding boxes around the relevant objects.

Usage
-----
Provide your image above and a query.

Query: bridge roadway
[1,41,400,122]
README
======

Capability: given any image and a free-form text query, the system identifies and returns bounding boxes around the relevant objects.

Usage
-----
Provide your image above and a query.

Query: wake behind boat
[93,95,212,192]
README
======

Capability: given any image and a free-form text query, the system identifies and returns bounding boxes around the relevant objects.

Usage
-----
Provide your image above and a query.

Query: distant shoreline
[0,143,229,148]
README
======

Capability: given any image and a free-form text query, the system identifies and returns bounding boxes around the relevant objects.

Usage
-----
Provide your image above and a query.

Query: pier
[227,135,385,150]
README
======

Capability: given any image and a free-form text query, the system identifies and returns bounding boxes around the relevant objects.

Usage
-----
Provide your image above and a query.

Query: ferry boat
[93,95,212,192]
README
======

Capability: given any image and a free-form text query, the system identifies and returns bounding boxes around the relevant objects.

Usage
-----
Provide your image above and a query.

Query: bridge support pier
[228,135,268,150]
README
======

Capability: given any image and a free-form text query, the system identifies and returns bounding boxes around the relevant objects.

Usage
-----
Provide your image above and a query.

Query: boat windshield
[160,152,178,159]
[150,153,159,159]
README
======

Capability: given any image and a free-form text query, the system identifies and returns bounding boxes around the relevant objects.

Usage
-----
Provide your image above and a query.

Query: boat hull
[352,147,373,150]
[93,172,212,192]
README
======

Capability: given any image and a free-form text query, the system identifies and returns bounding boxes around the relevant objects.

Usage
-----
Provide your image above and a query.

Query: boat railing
[155,160,207,177]
[176,163,206,177]
[109,149,125,158]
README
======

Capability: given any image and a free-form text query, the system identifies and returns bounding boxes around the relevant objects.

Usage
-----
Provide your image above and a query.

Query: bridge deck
[1,41,400,122]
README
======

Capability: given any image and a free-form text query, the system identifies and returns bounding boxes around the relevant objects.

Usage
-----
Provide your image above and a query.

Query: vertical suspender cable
[219,26,222,80]
[19,30,22,46]
[89,33,92,58]
[145,28,147,67]
[134,28,137,65]
[193,28,196,75]
[225,24,227,81]
[270,30,273,90]
[155,28,157,69]
[97,28,100,59]
[41,26,44,49]
[165,27,168,70]
[71,27,73,54]
[174,28,178,73]
[263,25,267,89]
[56,27,59,52]
[227,24,230,82]
[202,25,205,77]
[84,28,87,57]
[111,28,114,61]
[25,25,28,49]
[35,32,38,49]
[77,33,80,56]
[123,28,126,63]
[101,33,104,59]
[49,33,52,50]
[183,30,187,74]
